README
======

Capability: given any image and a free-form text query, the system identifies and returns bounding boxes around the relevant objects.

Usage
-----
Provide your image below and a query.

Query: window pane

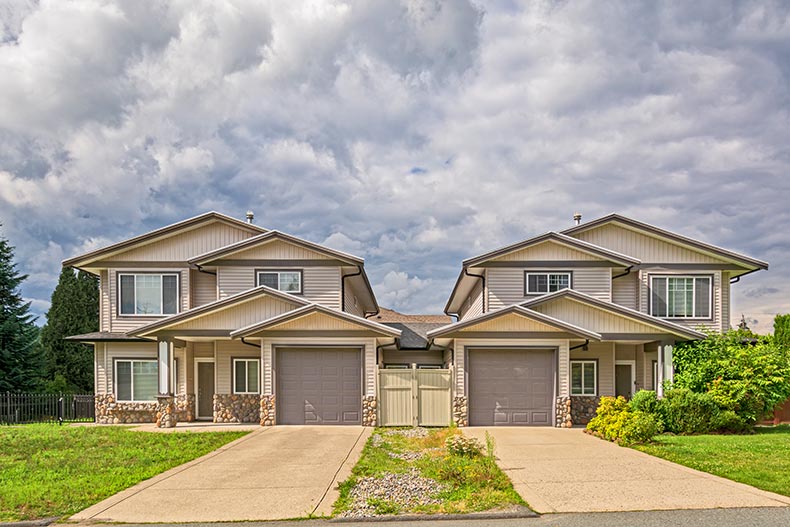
[527,275,540,293]
[162,275,178,314]
[652,277,667,317]
[136,275,161,314]
[120,275,135,314]
[258,273,278,289]
[247,361,259,393]
[549,274,569,292]
[668,277,693,317]
[583,363,595,395]
[571,363,582,394]
[117,361,132,400]
[695,278,711,318]
[279,272,301,292]
[133,361,158,401]
[234,361,247,393]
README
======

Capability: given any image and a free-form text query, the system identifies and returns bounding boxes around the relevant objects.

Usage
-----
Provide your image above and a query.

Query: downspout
[194,264,217,276]
[463,267,486,314]
[376,339,400,367]
[341,266,362,312]
[569,339,590,352]
[612,265,633,280]
[240,337,260,349]
[730,268,761,284]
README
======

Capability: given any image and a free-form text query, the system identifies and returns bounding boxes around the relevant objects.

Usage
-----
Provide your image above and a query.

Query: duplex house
[64,212,767,428]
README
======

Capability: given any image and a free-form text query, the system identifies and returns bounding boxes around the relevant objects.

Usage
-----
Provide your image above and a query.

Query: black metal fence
[0,392,95,424]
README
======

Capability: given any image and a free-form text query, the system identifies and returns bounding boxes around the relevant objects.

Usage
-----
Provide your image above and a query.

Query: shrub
[587,396,662,445]
[629,390,660,415]
[445,434,483,457]
[661,388,721,434]
[620,411,664,445]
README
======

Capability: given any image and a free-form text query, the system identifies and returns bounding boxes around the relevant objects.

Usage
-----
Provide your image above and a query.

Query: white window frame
[525,272,572,295]
[233,358,260,394]
[570,360,597,396]
[256,270,303,294]
[114,359,158,402]
[118,273,180,316]
[650,275,712,319]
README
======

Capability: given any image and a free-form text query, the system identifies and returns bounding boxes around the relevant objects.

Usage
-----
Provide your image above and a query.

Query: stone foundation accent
[213,394,260,423]
[570,396,600,426]
[555,396,572,428]
[260,395,276,426]
[453,396,468,427]
[362,396,377,426]
[175,393,196,422]
[95,394,157,424]
[156,396,177,428]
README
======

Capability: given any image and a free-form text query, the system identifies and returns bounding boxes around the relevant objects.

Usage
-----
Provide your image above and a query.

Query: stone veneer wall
[570,396,600,425]
[95,394,157,424]
[156,396,177,428]
[213,394,260,423]
[362,396,377,426]
[260,395,275,426]
[555,396,572,427]
[453,396,468,427]
[175,393,195,422]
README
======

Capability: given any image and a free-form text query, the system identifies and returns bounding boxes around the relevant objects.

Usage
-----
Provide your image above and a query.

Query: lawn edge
[329,506,537,522]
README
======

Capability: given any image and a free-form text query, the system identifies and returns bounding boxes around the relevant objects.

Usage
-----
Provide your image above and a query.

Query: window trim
[524,271,572,296]
[649,274,713,320]
[570,359,597,396]
[255,269,304,294]
[232,358,260,395]
[114,358,158,402]
[117,272,181,317]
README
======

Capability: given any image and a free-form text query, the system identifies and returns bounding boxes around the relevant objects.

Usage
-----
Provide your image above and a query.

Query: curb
[330,506,538,522]
[0,518,59,527]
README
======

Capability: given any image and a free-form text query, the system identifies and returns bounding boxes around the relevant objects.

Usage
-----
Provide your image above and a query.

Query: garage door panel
[469,348,555,426]
[277,348,361,425]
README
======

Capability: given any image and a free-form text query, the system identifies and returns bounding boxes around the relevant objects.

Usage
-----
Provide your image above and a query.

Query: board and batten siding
[215,340,261,395]
[611,271,638,310]
[533,297,664,334]
[107,268,190,333]
[489,240,604,262]
[487,267,611,310]
[219,239,333,260]
[458,279,484,321]
[167,295,297,331]
[638,269,722,333]
[217,266,341,309]
[96,341,157,395]
[190,269,217,307]
[570,342,615,397]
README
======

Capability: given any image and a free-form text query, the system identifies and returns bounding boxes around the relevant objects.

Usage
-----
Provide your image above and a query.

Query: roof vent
[573,212,582,226]
[245,211,255,224]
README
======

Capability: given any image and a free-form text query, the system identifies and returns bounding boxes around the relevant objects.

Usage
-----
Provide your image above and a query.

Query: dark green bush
[629,390,660,415]
[587,396,663,445]
[661,388,721,434]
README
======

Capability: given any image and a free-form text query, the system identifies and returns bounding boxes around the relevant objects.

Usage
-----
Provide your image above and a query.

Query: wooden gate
[378,367,452,427]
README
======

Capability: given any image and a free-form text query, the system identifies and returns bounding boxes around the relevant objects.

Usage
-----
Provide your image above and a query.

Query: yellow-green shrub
[587,396,662,445]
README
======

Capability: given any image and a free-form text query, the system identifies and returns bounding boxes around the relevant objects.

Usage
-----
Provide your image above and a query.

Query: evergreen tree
[774,314,790,351]
[40,267,98,392]
[0,225,42,392]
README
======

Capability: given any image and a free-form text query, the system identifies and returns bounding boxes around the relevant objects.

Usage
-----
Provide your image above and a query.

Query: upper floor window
[525,272,571,295]
[119,273,179,316]
[650,275,711,319]
[257,270,302,293]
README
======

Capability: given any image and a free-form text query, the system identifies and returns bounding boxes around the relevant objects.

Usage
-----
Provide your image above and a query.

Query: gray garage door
[276,348,362,425]
[468,348,555,426]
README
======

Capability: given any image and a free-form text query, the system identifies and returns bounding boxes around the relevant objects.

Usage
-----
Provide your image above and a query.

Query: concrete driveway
[464,427,790,513]
[71,426,370,522]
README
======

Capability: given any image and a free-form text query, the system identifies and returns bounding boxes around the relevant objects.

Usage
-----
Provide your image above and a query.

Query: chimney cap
[245,211,255,224]
[573,212,582,225]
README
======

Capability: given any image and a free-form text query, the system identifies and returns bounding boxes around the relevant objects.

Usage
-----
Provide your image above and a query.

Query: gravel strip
[388,451,423,461]
[385,427,429,439]
[340,469,448,518]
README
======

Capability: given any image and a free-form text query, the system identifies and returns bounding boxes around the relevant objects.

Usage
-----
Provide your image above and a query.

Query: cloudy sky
[1,0,789,332]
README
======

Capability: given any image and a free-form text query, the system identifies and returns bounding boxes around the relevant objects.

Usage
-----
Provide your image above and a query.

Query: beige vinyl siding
[490,240,603,262]
[190,269,217,307]
[217,267,254,298]
[458,279,484,320]
[458,312,565,333]
[98,341,157,396]
[381,350,444,366]
[638,269,722,333]
[102,221,257,262]
[487,267,611,310]
[721,272,730,331]
[215,340,261,395]
[218,239,333,260]
[303,267,341,309]
[193,342,214,357]
[95,343,106,394]
[643,344,658,390]
[612,271,638,310]
[571,342,615,397]
[570,223,728,264]
[167,295,298,331]
[271,312,367,331]
[108,268,189,333]
[615,343,646,391]
[533,297,666,334]
[343,277,365,316]
[174,346,187,394]
[100,271,111,331]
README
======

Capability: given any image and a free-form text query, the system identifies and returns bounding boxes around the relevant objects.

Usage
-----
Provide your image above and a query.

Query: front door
[196,361,215,420]
[615,362,634,399]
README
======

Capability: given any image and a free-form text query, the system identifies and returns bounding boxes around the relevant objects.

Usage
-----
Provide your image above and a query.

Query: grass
[0,424,248,522]
[333,427,526,517]
[633,425,790,497]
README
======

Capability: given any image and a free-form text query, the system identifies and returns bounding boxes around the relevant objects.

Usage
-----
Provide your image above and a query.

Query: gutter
[342,266,362,311]
[569,339,590,351]
[730,267,761,284]
[240,337,260,349]
[194,264,217,276]
[464,267,486,313]
[376,339,400,365]
[612,265,633,280]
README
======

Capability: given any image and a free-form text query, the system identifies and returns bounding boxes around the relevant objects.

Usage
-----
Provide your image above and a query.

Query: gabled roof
[521,288,707,340]
[63,211,267,267]
[426,304,603,340]
[128,285,309,337]
[562,214,768,270]
[64,332,152,343]
[229,303,401,338]
[462,231,642,268]
[188,230,364,266]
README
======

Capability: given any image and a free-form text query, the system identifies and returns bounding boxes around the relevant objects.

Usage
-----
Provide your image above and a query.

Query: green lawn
[0,424,248,522]
[333,428,526,517]
[634,425,790,497]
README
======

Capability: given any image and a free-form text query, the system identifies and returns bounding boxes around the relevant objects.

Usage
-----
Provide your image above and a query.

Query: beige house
[65,212,767,428]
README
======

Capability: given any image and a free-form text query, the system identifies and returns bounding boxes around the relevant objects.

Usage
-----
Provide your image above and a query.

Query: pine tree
[0,225,42,392]
[40,267,98,392]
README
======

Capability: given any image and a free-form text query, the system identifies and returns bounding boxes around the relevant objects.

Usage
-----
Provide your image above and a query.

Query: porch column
[656,340,674,398]
[156,339,177,428]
